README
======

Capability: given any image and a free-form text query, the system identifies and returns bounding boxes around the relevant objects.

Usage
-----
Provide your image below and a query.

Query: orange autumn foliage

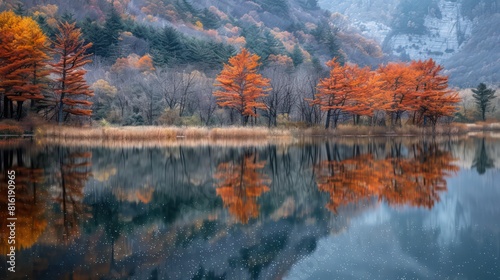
[51,22,94,124]
[0,11,50,119]
[214,153,270,224]
[409,59,460,126]
[214,48,271,125]
[311,57,460,128]
[111,54,155,73]
[0,165,46,254]
[315,143,459,213]
[311,58,379,128]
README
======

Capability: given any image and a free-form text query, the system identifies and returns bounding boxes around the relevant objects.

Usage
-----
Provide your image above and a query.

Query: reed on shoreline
[34,122,500,142]
[36,125,293,141]
[3,123,498,149]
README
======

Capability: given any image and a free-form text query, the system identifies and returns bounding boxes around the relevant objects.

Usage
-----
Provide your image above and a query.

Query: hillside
[1,0,495,128]
[319,0,500,87]
[0,0,389,126]
[2,0,383,67]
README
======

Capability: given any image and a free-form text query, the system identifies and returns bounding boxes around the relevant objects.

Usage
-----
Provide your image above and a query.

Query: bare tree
[196,77,217,126]
[151,67,197,117]
[261,65,299,127]
[296,68,323,126]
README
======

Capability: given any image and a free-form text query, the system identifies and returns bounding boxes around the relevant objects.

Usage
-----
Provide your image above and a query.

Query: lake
[0,137,499,279]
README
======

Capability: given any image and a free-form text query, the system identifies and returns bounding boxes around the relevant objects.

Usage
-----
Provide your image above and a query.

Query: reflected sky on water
[0,138,499,279]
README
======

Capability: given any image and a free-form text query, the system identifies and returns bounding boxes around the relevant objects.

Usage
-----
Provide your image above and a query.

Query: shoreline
[1,123,500,148]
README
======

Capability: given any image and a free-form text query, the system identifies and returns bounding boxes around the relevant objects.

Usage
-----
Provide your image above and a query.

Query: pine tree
[51,22,94,125]
[200,8,220,30]
[103,6,123,58]
[81,18,108,57]
[34,14,56,39]
[472,83,496,121]
[13,2,25,16]
[152,26,183,65]
[290,44,304,66]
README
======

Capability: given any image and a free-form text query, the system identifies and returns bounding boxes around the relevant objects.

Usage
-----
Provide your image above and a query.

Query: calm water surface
[0,138,499,279]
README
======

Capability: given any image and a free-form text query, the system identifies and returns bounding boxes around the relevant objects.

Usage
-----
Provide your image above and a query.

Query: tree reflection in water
[472,138,494,175]
[315,142,459,213]
[0,148,46,254]
[214,150,270,223]
[1,139,492,280]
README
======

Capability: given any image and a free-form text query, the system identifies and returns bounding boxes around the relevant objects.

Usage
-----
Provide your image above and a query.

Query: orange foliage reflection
[52,151,92,244]
[315,143,459,213]
[214,152,270,223]
[0,152,46,254]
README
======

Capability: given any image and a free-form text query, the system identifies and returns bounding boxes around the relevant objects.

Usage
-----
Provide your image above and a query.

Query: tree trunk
[325,109,332,129]
[3,96,9,119]
[16,100,23,121]
[9,99,14,119]
[58,95,65,125]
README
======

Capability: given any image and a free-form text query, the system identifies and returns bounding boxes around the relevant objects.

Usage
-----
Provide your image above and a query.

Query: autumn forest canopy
[0,0,485,129]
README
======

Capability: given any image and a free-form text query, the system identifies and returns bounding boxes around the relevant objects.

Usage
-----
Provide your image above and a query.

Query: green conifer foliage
[472,83,496,121]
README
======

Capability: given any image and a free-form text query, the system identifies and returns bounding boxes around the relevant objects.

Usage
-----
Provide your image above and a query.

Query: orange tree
[341,65,387,125]
[214,152,270,223]
[0,11,50,119]
[377,62,419,126]
[309,58,348,129]
[213,48,271,126]
[410,59,460,128]
[51,22,94,125]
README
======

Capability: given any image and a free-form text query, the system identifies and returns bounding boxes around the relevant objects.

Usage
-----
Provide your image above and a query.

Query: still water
[0,138,499,279]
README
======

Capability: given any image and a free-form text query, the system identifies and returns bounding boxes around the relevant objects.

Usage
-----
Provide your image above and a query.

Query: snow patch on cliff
[387,0,472,63]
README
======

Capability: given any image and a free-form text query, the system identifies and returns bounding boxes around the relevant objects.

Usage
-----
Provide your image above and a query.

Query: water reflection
[0,148,46,254]
[315,142,459,213]
[0,138,498,279]
[472,138,495,174]
[214,151,270,223]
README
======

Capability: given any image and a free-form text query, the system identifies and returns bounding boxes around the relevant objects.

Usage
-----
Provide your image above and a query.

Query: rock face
[321,0,472,63]
[319,0,500,86]
[386,0,472,63]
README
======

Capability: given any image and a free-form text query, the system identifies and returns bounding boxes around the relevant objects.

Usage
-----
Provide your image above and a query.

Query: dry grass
[32,121,500,148]
[37,125,293,140]
[35,125,295,147]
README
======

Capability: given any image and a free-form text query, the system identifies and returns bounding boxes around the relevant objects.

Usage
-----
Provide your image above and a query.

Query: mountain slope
[319,0,499,87]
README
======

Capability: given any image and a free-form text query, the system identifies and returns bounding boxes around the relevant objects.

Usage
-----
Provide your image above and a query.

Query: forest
[0,0,491,132]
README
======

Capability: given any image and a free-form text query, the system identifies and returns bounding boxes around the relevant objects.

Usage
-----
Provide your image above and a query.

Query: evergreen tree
[152,26,183,65]
[290,44,304,66]
[131,24,155,41]
[243,26,284,64]
[81,18,108,57]
[103,6,124,58]
[34,14,56,39]
[257,0,289,16]
[61,12,76,24]
[13,2,25,16]
[472,83,496,121]
[313,20,345,64]
[200,8,220,30]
